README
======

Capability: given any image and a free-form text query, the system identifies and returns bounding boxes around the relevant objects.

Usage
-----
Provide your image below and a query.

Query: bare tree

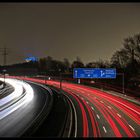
[76,56,82,62]
[111,49,129,69]
[39,57,47,71]
[63,58,70,72]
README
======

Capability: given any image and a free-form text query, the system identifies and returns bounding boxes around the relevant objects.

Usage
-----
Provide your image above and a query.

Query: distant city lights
[25,56,38,62]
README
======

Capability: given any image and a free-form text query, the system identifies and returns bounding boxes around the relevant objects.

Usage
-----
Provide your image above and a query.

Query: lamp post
[3,69,6,88]
[44,71,47,85]
[59,69,62,89]
[117,73,125,94]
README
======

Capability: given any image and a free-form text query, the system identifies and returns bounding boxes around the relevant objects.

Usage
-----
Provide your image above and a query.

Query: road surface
[0,78,53,137]
[15,77,140,137]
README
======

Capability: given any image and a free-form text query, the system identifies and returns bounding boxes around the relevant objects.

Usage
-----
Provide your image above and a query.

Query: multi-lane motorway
[1,76,140,137]
[13,76,140,137]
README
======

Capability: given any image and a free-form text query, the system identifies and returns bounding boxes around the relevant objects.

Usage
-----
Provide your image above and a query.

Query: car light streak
[108,106,112,109]
[97,114,100,119]
[9,77,140,137]
[0,78,34,120]
[0,78,23,106]
[117,113,121,118]
[129,125,135,131]
[66,90,89,137]
[91,106,95,110]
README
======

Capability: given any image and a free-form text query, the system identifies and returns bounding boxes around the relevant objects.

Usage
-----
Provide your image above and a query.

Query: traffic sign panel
[73,68,116,79]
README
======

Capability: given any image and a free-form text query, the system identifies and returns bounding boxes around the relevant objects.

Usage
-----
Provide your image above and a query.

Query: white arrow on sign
[75,70,77,77]
[101,70,105,77]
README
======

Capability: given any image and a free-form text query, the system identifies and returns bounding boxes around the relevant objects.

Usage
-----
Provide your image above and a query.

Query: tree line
[39,33,140,73]
[37,33,140,89]
[1,33,140,88]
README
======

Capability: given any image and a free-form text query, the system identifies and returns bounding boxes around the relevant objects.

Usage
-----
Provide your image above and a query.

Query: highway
[0,78,53,137]
[15,76,140,137]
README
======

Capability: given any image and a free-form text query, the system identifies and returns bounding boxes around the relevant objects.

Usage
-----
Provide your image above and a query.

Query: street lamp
[3,69,6,88]
[117,73,125,94]
[59,69,62,89]
[44,71,47,85]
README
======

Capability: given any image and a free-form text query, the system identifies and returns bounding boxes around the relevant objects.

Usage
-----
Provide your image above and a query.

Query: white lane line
[103,126,107,133]
[117,113,121,118]
[108,106,112,109]
[96,114,100,119]
[91,106,95,110]
[63,93,77,137]
[99,93,140,115]
[100,101,104,103]
[129,125,135,131]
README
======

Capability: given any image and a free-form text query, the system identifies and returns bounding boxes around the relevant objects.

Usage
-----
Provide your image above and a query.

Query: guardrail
[5,75,140,101]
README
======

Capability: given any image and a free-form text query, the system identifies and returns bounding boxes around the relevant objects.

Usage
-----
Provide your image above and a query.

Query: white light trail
[0,78,23,106]
[0,78,34,120]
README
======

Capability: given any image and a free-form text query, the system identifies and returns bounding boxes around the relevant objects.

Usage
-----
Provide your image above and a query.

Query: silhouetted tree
[76,56,82,62]
[71,57,84,68]
[39,58,47,71]
[86,59,110,68]
[55,60,67,73]
[110,49,129,69]
[86,62,95,68]
[134,34,140,62]
[63,58,70,72]
[111,33,140,75]
[110,33,140,87]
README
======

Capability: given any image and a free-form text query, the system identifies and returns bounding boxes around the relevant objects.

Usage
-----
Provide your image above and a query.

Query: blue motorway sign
[73,68,116,79]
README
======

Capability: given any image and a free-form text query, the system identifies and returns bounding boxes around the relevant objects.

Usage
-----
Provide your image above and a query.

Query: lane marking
[100,101,104,103]
[129,125,135,131]
[117,113,121,118]
[91,106,95,110]
[99,93,140,115]
[96,114,100,119]
[108,106,112,109]
[103,126,107,133]
[63,93,77,137]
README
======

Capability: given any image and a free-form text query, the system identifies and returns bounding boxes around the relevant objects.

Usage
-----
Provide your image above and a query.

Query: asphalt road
[16,77,140,137]
[0,79,53,137]
[32,87,71,137]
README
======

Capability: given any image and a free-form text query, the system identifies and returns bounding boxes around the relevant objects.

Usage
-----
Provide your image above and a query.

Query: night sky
[0,3,140,65]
